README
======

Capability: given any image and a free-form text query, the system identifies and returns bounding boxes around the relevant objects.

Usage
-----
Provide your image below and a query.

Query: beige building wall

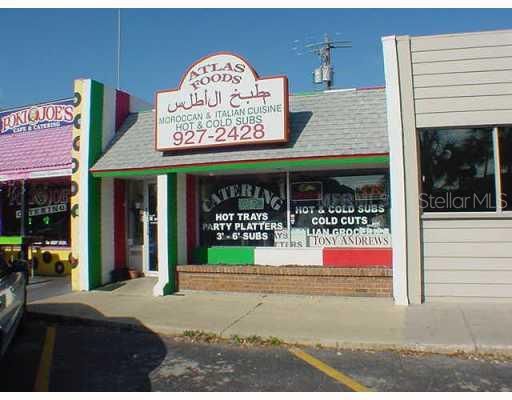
[411,30,512,128]
[422,217,512,301]
[384,29,512,303]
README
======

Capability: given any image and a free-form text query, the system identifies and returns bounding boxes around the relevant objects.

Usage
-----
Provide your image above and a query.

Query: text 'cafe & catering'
[68,29,512,304]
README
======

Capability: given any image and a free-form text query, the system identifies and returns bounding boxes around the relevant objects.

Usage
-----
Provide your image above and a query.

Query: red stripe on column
[186,174,197,263]
[323,248,392,268]
[115,90,130,131]
[114,179,127,269]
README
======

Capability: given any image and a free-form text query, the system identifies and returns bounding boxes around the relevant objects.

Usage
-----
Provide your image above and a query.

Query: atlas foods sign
[156,52,289,151]
[0,99,74,135]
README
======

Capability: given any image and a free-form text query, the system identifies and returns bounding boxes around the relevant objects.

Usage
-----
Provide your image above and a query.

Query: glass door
[143,181,158,274]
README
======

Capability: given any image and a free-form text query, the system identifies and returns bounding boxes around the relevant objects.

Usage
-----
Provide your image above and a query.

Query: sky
[1,8,512,109]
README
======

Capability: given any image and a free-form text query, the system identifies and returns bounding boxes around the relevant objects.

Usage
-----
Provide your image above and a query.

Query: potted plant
[127,268,143,279]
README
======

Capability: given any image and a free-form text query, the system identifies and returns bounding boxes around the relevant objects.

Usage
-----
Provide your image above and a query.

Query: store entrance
[126,178,158,276]
[144,181,158,275]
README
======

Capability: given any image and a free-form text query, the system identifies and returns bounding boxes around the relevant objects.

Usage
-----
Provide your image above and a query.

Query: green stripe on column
[163,173,178,295]
[88,81,104,289]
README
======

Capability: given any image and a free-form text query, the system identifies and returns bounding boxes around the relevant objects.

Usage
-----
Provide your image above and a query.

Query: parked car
[0,256,28,359]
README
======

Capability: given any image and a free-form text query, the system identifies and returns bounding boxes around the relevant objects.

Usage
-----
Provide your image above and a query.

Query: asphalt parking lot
[1,317,512,392]
[27,276,71,303]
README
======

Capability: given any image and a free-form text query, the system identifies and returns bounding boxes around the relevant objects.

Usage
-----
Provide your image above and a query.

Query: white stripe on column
[254,248,323,266]
[382,36,409,306]
[153,174,169,296]
[78,79,92,291]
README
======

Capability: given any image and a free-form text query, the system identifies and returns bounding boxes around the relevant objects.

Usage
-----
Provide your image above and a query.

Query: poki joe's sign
[0,99,74,135]
[156,52,289,151]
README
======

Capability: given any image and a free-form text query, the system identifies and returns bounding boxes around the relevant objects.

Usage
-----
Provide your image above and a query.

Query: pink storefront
[0,99,74,275]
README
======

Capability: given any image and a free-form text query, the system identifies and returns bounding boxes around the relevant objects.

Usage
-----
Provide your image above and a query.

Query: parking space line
[34,325,56,392]
[289,347,370,392]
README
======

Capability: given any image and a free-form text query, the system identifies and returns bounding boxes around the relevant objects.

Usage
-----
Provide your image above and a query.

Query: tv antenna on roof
[116,8,121,90]
[293,33,351,90]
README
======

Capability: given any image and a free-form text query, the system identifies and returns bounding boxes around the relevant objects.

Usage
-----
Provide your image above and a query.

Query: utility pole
[306,33,351,90]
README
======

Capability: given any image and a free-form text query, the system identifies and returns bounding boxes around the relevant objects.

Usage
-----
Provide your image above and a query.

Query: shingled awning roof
[92,88,389,173]
[0,125,72,181]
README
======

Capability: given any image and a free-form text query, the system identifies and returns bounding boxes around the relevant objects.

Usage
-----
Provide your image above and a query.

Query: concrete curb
[27,311,512,358]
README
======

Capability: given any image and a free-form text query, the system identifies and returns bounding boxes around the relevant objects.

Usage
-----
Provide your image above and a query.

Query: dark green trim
[162,173,178,295]
[88,80,104,290]
[0,236,23,245]
[192,246,208,264]
[92,155,389,178]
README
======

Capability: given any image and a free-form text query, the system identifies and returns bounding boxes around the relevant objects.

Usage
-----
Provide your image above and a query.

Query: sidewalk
[27,277,512,355]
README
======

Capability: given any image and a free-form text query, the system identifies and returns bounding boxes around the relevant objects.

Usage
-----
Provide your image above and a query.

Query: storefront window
[419,128,496,212]
[499,127,512,211]
[199,174,287,247]
[288,171,390,248]
[0,178,70,246]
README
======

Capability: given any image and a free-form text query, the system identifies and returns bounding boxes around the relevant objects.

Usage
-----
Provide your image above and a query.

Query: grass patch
[180,330,284,347]
[182,330,221,343]
[228,334,283,347]
[230,334,244,345]
[268,336,283,346]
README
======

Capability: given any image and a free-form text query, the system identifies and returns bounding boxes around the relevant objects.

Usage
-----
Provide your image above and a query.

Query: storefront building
[70,28,512,304]
[383,28,512,303]
[70,53,393,298]
[0,99,74,275]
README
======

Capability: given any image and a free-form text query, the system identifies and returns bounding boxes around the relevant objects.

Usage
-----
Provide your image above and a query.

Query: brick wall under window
[176,265,392,297]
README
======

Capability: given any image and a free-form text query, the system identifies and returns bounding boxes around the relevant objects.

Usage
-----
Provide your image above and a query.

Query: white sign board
[156,52,289,151]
